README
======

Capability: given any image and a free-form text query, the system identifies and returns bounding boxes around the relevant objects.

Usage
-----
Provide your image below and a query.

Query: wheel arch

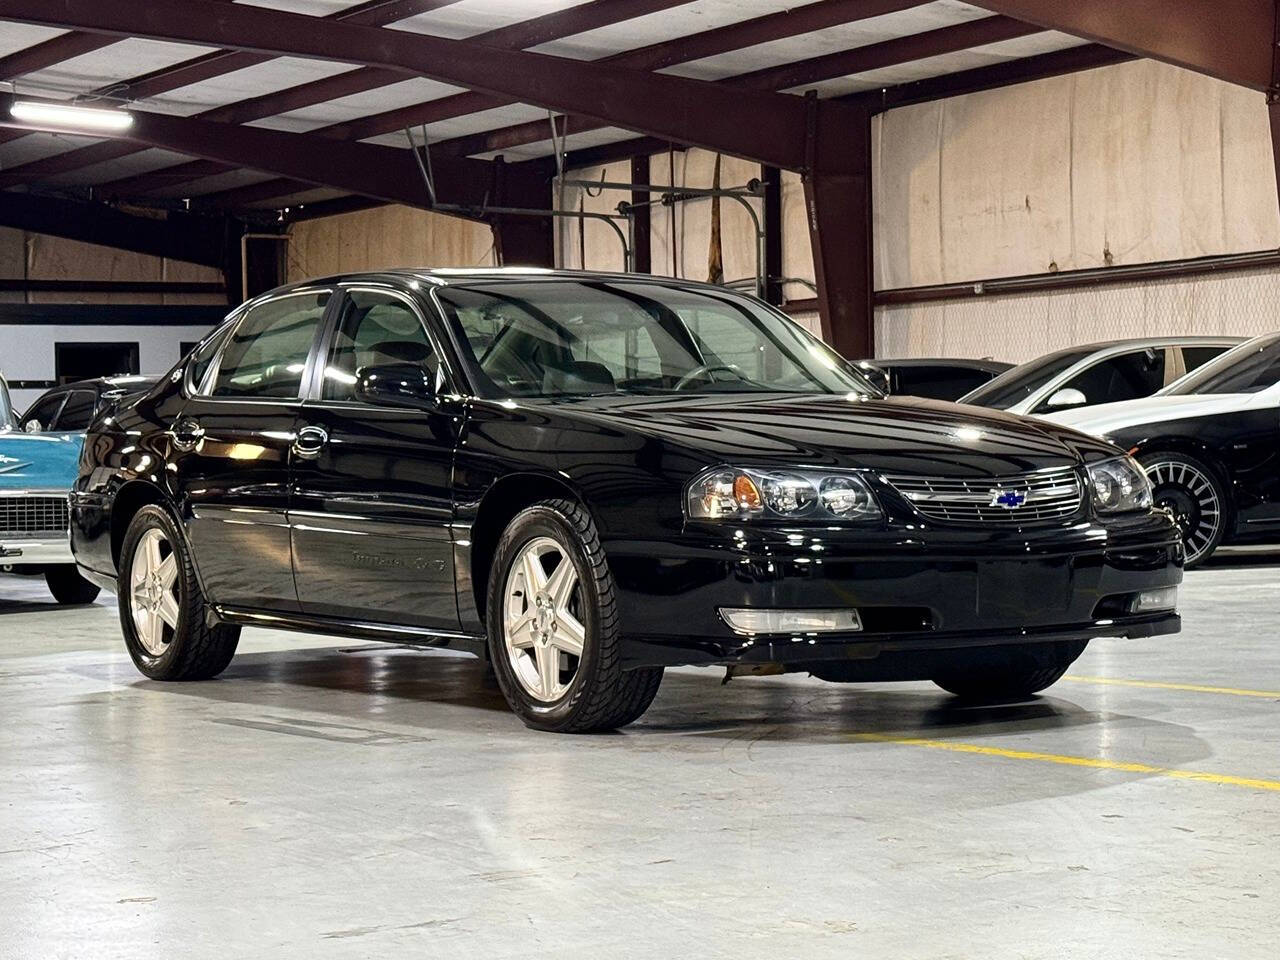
[1132,436,1234,504]
[466,471,591,626]
[109,480,182,571]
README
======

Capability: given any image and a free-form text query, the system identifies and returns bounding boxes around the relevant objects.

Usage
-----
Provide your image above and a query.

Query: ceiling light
[10,100,133,132]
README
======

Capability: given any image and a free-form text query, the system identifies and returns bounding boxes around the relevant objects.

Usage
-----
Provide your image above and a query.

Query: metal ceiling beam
[430,14,1040,161]
[0,29,113,79]
[0,0,459,181]
[0,92,541,215]
[0,191,233,268]
[966,0,1275,91]
[0,0,862,174]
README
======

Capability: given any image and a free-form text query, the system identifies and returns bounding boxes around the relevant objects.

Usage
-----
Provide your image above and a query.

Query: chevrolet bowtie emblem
[989,488,1028,509]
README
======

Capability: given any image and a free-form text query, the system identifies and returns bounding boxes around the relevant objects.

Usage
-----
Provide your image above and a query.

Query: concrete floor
[1,558,1277,959]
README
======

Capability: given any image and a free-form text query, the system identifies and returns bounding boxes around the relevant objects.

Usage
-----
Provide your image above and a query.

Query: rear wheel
[118,505,240,680]
[45,565,100,605]
[931,639,1088,702]
[486,499,662,732]
[1138,451,1227,567]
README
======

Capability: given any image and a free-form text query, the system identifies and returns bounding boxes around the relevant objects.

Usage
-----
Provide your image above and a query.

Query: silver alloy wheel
[502,535,586,703]
[129,527,181,656]
[1144,459,1222,565]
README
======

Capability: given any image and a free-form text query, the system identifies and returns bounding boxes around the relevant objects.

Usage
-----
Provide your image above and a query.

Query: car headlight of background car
[685,466,882,522]
[1088,455,1153,514]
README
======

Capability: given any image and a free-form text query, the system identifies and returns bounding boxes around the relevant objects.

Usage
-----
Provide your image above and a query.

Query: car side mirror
[1045,387,1087,409]
[24,419,42,433]
[354,363,437,409]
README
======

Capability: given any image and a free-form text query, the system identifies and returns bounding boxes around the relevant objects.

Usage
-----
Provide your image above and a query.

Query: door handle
[292,425,329,460]
[171,418,204,451]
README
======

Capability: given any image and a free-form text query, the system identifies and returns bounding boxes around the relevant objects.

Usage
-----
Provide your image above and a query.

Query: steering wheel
[673,364,749,391]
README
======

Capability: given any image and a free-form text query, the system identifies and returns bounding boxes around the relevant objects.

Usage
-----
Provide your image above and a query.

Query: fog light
[719,607,862,635]
[1127,586,1178,614]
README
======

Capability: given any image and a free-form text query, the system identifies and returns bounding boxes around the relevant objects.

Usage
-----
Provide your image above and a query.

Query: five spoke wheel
[503,536,585,703]
[129,527,181,656]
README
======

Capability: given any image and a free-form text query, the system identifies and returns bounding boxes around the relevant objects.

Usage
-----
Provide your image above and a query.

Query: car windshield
[960,347,1097,409]
[1164,332,1280,396]
[436,279,876,398]
[0,375,12,431]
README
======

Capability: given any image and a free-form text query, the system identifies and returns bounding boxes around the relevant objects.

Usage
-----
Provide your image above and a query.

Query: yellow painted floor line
[852,733,1280,793]
[1063,675,1280,699]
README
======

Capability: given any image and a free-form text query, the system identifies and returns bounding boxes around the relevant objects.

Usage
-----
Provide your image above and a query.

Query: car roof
[876,357,1012,372]
[260,267,753,296]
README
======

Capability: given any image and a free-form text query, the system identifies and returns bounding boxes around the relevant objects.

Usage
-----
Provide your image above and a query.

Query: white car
[959,337,1240,416]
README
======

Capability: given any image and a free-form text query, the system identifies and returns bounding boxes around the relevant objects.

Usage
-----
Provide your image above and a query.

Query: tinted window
[892,366,991,401]
[20,394,66,433]
[962,348,1095,409]
[187,326,232,393]
[1181,345,1232,373]
[1169,334,1280,395]
[210,292,329,399]
[1035,349,1165,412]
[439,281,872,398]
[52,390,97,431]
[322,291,439,401]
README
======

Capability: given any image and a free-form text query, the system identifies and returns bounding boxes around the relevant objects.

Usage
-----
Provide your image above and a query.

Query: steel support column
[802,102,873,358]
[761,166,783,306]
[488,159,555,268]
[630,155,652,275]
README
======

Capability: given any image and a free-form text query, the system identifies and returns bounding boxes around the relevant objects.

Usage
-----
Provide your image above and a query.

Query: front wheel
[45,565,100,605]
[932,639,1088,702]
[1138,451,1227,567]
[486,499,662,733]
[118,505,240,680]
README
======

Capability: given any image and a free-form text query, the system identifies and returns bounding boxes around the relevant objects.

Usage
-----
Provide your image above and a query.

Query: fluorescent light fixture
[10,100,133,132]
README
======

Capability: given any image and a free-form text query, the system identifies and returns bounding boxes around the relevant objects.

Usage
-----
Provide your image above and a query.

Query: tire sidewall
[118,504,195,678]
[486,504,608,730]
[1138,450,1229,566]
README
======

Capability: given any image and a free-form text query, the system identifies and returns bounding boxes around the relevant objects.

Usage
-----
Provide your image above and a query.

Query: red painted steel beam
[0,0,459,184]
[967,0,1275,91]
[0,0,860,174]
[431,13,1039,160]
[0,29,112,79]
[0,92,536,215]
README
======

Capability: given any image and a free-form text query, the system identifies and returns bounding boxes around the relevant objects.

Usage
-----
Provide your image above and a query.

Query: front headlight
[1087,455,1153,514]
[685,466,882,523]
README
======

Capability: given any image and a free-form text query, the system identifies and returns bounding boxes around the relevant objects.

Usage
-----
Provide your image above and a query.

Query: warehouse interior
[1,1,1278,957]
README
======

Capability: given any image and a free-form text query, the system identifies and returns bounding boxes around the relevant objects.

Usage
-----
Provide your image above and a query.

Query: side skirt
[211,605,488,658]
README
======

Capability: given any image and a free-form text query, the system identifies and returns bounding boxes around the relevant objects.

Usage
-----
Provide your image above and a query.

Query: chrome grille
[884,467,1084,525]
[0,495,70,539]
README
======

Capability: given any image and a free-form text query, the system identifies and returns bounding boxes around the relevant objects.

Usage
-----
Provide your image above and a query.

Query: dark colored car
[1047,332,1280,566]
[856,358,1011,401]
[70,271,1181,732]
[2,376,156,604]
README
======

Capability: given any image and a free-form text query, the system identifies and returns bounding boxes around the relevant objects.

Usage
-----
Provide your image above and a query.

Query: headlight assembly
[1087,455,1153,515]
[685,466,882,523]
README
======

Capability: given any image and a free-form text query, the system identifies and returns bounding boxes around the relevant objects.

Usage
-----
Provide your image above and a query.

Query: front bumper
[0,536,74,567]
[605,515,1182,670]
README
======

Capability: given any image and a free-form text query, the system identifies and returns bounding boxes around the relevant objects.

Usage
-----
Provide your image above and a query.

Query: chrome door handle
[292,425,329,460]
[171,418,204,450]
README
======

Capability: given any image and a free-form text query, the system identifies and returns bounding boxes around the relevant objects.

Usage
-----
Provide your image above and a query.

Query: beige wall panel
[161,257,226,306]
[779,169,816,304]
[556,159,631,272]
[876,265,1280,363]
[0,227,24,304]
[873,103,943,290]
[287,204,496,282]
[1221,82,1280,250]
[939,75,1074,282]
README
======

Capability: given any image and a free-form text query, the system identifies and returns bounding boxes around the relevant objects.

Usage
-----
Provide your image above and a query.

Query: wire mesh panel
[874,264,1280,361]
[0,496,70,539]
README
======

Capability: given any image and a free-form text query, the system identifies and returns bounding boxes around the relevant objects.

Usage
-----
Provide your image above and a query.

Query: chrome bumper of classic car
[1,490,74,567]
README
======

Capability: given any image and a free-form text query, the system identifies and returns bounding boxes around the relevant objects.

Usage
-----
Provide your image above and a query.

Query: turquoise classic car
[2,375,155,604]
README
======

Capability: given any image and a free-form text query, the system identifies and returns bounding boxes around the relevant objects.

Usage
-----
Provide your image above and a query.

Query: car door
[1034,348,1167,414]
[172,288,332,612]
[289,286,464,631]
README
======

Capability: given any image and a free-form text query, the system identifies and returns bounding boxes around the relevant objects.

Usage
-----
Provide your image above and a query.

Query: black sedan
[1046,332,1280,566]
[70,271,1182,732]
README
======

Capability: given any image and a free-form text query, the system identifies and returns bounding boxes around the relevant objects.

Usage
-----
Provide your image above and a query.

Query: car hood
[1038,393,1250,437]
[0,431,83,489]
[536,393,1111,477]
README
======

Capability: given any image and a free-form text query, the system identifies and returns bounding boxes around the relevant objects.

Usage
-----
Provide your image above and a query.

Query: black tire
[1137,450,1228,567]
[44,565,100,605]
[932,639,1088,702]
[118,504,240,680]
[485,499,662,733]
